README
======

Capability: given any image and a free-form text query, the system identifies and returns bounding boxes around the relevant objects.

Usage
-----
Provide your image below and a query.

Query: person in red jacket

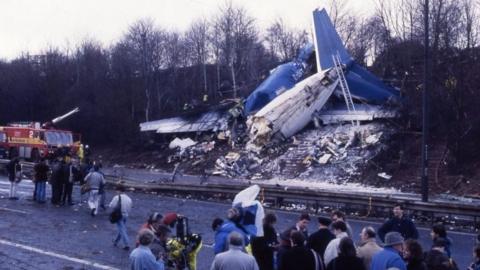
[138,212,181,240]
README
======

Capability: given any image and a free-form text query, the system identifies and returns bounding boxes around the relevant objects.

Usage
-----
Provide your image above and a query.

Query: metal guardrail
[104,175,480,221]
[2,158,479,222]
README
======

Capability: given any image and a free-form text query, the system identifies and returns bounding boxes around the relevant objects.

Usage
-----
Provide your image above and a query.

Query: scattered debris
[318,154,332,164]
[169,138,197,151]
[377,172,392,180]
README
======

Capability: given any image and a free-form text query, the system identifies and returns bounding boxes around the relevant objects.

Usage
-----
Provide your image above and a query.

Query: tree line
[0,0,478,172]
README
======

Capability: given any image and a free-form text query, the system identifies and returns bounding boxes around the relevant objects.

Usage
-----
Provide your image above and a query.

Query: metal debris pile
[246,122,393,182]
[164,122,393,181]
[167,138,216,165]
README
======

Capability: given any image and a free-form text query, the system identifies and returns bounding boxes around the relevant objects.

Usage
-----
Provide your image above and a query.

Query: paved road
[0,176,477,270]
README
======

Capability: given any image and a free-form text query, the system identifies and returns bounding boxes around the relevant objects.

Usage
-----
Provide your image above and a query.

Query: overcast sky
[0,0,375,60]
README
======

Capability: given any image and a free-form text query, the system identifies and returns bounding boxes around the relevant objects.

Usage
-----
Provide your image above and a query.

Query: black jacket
[34,162,49,182]
[252,224,278,270]
[407,259,428,270]
[378,216,419,242]
[6,161,14,182]
[279,246,317,270]
[425,249,458,270]
[307,228,335,260]
[326,256,365,270]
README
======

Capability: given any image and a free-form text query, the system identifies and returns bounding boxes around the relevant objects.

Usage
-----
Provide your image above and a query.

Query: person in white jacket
[324,220,349,267]
[109,185,133,250]
[84,164,106,216]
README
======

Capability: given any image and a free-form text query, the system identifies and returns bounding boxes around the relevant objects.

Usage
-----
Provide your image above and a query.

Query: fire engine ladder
[332,53,358,125]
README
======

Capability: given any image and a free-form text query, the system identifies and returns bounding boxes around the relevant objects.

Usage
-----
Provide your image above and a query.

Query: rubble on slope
[163,121,392,183]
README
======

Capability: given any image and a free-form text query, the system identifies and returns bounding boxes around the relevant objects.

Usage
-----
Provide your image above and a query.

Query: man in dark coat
[425,238,458,270]
[277,212,311,267]
[33,158,50,203]
[284,212,311,239]
[279,231,321,270]
[61,157,77,205]
[49,157,64,205]
[6,158,21,200]
[378,204,419,242]
[307,216,335,262]
[251,213,278,270]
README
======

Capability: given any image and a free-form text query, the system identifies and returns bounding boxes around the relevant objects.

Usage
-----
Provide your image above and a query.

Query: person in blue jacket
[370,232,407,270]
[213,208,250,254]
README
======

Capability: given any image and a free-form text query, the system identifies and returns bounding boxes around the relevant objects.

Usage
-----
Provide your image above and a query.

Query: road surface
[0,176,476,270]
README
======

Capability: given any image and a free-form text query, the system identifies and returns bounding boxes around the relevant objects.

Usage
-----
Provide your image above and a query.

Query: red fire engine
[0,108,81,160]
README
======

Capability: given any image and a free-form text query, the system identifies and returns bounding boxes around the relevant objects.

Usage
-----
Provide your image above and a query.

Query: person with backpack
[109,185,133,251]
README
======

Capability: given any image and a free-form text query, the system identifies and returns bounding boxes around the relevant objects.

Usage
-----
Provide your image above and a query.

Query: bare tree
[461,0,479,49]
[213,1,258,98]
[325,0,358,46]
[264,18,309,62]
[186,19,211,93]
[125,18,165,122]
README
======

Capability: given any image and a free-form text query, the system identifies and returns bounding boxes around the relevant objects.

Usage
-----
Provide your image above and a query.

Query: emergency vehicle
[0,108,81,160]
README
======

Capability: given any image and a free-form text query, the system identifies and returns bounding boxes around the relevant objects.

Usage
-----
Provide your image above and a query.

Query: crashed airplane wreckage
[140,8,400,149]
[246,69,339,153]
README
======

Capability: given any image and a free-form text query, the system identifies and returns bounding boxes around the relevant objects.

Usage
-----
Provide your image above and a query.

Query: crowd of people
[4,158,480,270]
[6,155,109,215]
[129,203,480,270]
[205,204,480,270]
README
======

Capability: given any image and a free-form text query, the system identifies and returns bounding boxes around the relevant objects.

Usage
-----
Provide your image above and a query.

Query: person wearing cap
[130,229,165,270]
[211,231,259,270]
[137,212,164,246]
[370,232,407,270]
[307,216,335,262]
[324,221,350,267]
[357,226,383,270]
[424,237,458,270]
[378,204,419,243]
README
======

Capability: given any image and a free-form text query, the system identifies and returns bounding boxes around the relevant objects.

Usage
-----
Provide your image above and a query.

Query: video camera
[166,216,202,270]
